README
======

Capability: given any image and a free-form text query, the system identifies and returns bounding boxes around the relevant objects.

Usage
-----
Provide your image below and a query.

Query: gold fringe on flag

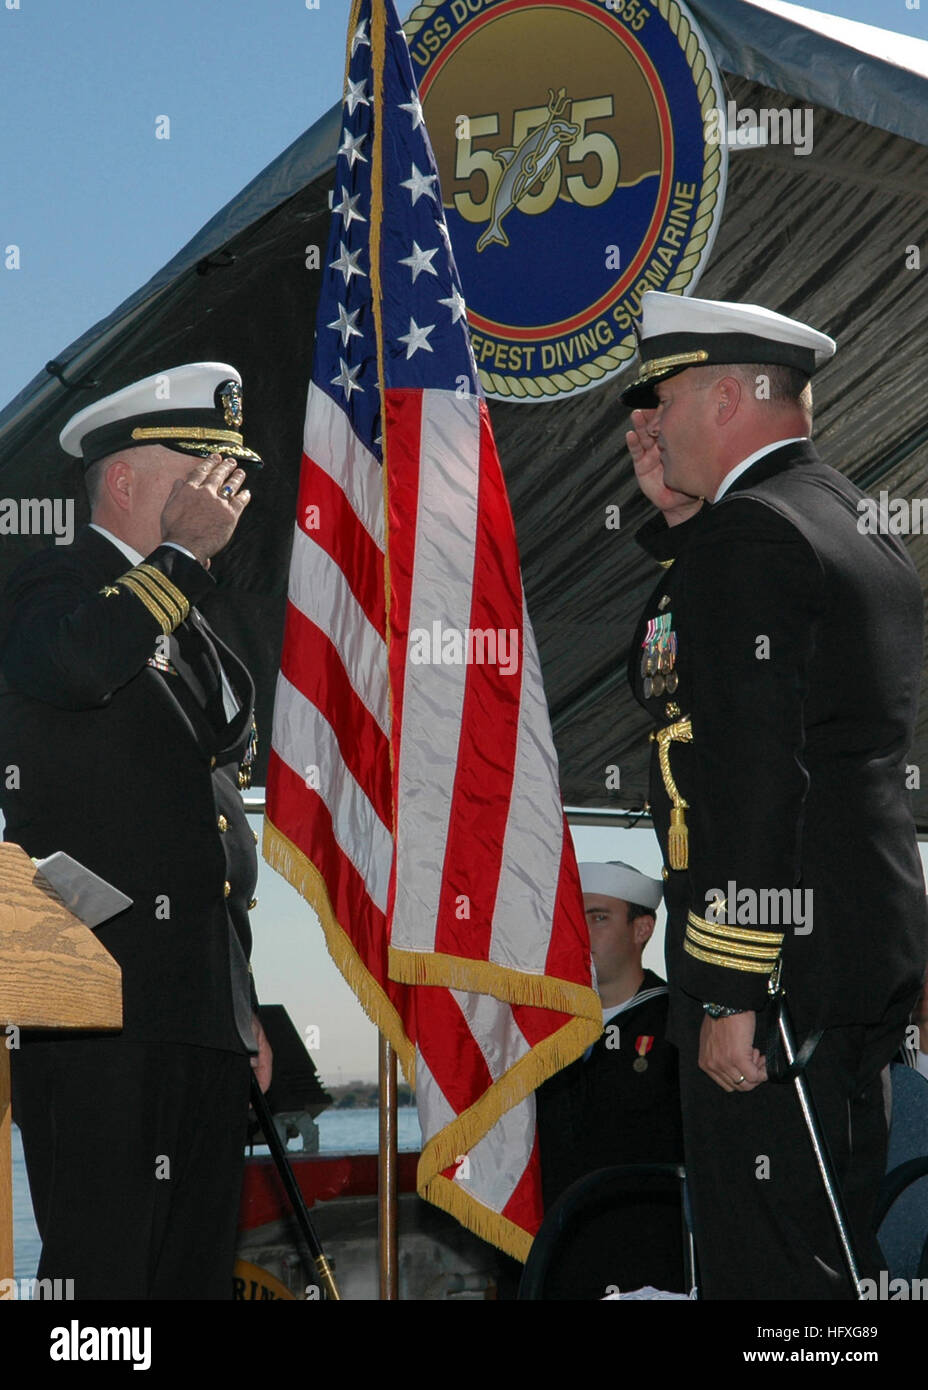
[388,943,604,1021]
[416,1012,604,1262]
[265,814,601,1262]
[262,817,415,1081]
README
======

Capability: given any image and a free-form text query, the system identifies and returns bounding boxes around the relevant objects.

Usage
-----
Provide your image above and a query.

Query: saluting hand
[160,453,251,565]
[699,1011,767,1093]
[626,408,702,527]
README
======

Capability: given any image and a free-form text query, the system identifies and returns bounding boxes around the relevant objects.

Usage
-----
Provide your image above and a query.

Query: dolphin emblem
[476,89,580,253]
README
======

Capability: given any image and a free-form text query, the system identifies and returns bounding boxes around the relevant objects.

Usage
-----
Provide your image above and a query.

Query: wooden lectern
[0,842,123,1283]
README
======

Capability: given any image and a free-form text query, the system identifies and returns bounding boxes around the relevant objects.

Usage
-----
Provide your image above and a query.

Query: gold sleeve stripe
[687,911,784,946]
[657,558,675,570]
[129,570,183,628]
[136,564,190,623]
[115,575,173,634]
[684,940,776,974]
[685,925,781,963]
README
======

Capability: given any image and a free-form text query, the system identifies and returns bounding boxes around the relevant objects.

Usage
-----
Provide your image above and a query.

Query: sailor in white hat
[534,859,685,1296]
[621,290,928,1299]
[578,860,663,1010]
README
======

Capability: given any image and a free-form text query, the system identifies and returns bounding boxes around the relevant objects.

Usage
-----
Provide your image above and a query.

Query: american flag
[264,0,600,1259]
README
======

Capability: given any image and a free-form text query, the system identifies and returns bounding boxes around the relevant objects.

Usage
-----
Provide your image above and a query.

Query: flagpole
[372,0,398,1303]
[378,1034,399,1299]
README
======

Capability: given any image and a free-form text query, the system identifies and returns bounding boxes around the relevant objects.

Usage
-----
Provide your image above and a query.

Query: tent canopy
[2,0,927,828]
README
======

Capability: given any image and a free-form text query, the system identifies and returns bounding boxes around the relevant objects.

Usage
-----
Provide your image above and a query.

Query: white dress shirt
[712,437,808,503]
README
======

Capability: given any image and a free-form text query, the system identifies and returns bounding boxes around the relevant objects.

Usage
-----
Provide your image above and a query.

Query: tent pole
[378,1035,398,1299]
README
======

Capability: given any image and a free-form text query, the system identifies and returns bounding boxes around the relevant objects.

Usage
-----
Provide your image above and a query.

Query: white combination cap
[59,362,263,469]
[622,290,836,408]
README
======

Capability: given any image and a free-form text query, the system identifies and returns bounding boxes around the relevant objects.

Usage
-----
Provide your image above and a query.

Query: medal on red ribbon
[633,1035,655,1073]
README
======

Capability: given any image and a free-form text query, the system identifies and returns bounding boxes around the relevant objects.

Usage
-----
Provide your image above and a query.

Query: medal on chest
[640,610,678,698]
[632,1035,655,1073]
[146,649,179,676]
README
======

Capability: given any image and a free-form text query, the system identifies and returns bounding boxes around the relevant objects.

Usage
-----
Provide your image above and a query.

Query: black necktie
[175,613,227,729]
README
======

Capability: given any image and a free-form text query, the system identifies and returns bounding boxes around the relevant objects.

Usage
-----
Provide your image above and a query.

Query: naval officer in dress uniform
[536,860,684,1297]
[0,363,272,1299]
[621,292,928,1299]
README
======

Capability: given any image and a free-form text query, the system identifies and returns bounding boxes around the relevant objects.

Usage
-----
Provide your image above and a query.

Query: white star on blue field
[313,1,479,465]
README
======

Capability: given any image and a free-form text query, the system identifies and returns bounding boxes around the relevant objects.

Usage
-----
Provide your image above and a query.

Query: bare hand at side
[699,1011,767,1093]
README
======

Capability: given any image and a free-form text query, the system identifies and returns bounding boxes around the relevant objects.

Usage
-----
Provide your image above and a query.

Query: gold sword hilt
[314,1253,341,1301]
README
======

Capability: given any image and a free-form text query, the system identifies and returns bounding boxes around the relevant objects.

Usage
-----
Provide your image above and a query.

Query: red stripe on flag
[413,988,495,1115]
[278,601,392,826]
[510,1001,576,1050]
[266,752,414,1036]
[541,818,592,984]
[298,453,386,638]
[509,822,591,1047]
[500,1129,544,1237]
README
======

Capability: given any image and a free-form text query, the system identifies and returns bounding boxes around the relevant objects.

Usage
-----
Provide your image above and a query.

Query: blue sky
[0,0,349,411]
[1,0,926,414]
[2,0,927,1082]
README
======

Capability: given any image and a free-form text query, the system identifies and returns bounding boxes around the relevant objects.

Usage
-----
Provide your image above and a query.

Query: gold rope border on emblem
[403,0,724,400]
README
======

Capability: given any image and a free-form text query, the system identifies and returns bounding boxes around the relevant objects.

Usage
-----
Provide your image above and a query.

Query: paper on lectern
[32,852,133,928]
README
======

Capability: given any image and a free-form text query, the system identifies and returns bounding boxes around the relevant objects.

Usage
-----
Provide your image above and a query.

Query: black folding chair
[518,1162,696,1300]
[875,1063,928,1281]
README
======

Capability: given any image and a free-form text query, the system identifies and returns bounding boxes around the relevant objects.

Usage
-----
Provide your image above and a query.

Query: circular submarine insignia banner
[404,0,728,401]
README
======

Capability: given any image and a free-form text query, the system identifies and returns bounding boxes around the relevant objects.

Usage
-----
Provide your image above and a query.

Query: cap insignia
[218,380,243,429]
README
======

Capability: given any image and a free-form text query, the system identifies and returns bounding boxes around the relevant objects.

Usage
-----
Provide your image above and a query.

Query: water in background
[12,1107,422,1283]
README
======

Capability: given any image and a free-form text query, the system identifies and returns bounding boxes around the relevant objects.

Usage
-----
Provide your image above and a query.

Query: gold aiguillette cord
[650,716,693,870]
